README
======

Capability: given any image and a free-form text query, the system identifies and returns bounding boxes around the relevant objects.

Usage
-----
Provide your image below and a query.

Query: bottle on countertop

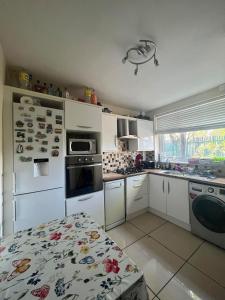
[48,83,54,95]
[63,88,70,99]
[90,89,97,105]
[34,80,43,93]
[18,69,29,89]
[28,74,33,90]
[42,82,48,94]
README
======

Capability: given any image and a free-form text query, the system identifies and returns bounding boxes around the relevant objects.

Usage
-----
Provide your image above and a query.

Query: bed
[0,212,149,300]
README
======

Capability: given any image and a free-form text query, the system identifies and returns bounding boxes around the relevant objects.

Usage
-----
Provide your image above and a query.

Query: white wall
[0,43,5,237]
[148,83,225,118]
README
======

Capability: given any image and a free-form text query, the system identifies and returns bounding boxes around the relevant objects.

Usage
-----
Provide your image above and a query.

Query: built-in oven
[68,138,96,155]
[65,154,103,198]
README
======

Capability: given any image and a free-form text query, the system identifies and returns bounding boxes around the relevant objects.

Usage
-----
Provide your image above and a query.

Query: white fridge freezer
[13,188,65,232]
[13,103,64,194]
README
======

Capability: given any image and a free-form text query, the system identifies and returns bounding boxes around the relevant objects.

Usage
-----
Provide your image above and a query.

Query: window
[158,128,225,163]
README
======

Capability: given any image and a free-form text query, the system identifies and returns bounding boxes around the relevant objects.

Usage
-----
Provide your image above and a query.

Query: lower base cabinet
[166,177,190,224]
[66,190,104,227]
[126,174,149,216]
[149,174,190,225]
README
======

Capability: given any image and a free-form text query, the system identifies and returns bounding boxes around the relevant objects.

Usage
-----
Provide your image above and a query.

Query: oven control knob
[90,157,94,161]
[77,158,82,162]
[84,157,88,162]
[208,187,214,193]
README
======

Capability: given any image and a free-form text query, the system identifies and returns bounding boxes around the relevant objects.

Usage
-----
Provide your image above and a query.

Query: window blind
[155,97,225,134]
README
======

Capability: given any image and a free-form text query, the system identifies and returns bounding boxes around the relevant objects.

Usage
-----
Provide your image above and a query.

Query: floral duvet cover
[0,213,149,300]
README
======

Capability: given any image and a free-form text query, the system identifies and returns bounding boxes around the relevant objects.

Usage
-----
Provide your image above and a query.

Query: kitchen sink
[160,170,185,176]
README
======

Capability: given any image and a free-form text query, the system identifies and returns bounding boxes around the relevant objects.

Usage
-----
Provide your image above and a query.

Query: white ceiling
[0,0,225,111]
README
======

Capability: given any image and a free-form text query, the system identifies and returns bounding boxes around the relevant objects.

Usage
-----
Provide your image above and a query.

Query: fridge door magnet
[16,144,23,153]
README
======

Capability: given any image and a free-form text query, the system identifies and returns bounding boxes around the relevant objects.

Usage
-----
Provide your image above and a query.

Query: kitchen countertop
[103,169,225,187]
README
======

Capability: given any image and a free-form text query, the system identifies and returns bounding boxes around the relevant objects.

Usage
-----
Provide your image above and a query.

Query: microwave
[69,139,96,155]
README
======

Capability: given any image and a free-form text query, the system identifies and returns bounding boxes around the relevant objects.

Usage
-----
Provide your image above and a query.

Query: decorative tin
[27,122,33,128]
[28,128,34,133]
[29,107,35,112]
[27,137,33,143]
[42,141,48,145]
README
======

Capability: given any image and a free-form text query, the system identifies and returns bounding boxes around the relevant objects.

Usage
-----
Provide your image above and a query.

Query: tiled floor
[108,212,225,300]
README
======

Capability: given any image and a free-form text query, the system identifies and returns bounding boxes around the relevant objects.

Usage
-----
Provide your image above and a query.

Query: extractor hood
[117,118,138,139]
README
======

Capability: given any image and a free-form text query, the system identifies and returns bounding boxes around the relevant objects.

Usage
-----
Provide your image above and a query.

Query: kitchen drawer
[126,193,148,215]
[126,174,148,200]
[66,191,104,226]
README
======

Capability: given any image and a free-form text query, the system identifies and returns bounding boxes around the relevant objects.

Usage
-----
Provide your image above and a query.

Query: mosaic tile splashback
[102,150,155,173]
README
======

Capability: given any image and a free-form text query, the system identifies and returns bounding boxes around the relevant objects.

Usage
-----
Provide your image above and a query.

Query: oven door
[66,163,103,198]
[192,194,225,233]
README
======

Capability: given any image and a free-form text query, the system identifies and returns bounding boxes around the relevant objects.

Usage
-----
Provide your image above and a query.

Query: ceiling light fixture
[122,39,159,75]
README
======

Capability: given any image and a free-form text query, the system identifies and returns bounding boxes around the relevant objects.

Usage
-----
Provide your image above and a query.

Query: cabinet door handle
[13,201,16,222]
[78,196,93,202]
[114,135,117,147]
[133,184,142,188]
[168,181,170,194]
[134,196,143,201]
[77,125,92,129]
[109,184,121,189]
[162,180,164,193]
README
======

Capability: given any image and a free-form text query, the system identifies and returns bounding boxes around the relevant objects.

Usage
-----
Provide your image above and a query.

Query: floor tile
[189,242,225,288]
[158,263,225,300]
[147,287,155,299]
[107,222,145,249]
[129,212,167,234]
[125,236,184,294]
[150,222,203,259]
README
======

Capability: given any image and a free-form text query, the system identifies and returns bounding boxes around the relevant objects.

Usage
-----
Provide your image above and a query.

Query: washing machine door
[192,195,225,233]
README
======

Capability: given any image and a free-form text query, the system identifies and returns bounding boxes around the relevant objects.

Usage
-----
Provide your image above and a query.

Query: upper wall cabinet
[129,119,154,151]
[65,100,102,132]
[102,113,117,152]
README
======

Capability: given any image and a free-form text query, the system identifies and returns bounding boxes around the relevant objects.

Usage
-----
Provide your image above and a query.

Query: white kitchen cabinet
[13,188,65,232]
[66,191,104,226]
[149,174,167,213]
[166,177,190,224]
[129,119,154,151]
[126,174,148,216]
[65,100,102,132]
[104,179,125,230]
[149,174,190,224]
[102,113,117,152]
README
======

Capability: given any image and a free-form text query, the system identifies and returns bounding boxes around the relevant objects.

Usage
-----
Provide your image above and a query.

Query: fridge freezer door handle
[12,172,16,194]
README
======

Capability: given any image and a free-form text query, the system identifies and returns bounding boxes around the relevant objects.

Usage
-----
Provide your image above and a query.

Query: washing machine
[189,181,225,249]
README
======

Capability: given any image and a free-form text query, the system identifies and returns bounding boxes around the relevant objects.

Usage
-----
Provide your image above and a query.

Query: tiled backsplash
[102,143,155,173]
